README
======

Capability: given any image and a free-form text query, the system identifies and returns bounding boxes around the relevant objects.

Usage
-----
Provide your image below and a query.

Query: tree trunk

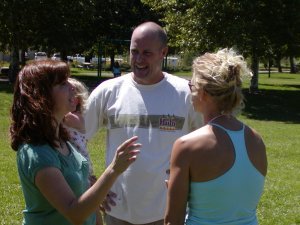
[85,53,92,63]
[20,49,26,66]
[110,54,115,70]
[289,56,296,73]
[276,56,282,73]
[8,47,20,83]
[249,52,259,93]
[268,58,271,78]
[61,50,68,62]
[163,54,168,70]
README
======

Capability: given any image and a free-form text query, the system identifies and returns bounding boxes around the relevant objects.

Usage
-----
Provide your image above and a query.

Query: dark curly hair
[10,60,70,151]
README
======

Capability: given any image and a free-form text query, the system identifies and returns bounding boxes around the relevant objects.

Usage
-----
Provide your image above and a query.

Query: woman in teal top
[164,49,267,225]
[10,60,141,225]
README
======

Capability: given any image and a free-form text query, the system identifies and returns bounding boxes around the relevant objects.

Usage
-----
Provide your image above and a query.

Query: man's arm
[84,87,105,140]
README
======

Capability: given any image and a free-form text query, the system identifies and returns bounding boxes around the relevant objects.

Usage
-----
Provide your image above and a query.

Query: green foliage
[143,0,300,57]
[0,72,299,224]
[120,62,131,72]
[181,50,197,67]
[0,61,9,68]
[0,0,161,60]
[143,0,300,86]
[0,0,95,53]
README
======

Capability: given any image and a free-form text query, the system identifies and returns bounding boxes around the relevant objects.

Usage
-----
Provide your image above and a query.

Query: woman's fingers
[100,191,117,212]
[116,136,142,157]
[112,136,142,173]
[116,136,139,150]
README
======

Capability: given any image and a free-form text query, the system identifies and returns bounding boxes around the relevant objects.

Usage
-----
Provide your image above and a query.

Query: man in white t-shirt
[85,21,202,225]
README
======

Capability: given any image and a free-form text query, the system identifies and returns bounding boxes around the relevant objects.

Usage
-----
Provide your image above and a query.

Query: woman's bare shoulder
[244,125,267,176]
[173,125,216,156]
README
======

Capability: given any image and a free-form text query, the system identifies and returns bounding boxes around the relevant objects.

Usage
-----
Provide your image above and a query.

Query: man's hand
[100,191,117,212]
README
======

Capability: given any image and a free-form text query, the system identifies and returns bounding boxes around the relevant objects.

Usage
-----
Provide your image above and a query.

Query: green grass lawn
[0,72,299,224]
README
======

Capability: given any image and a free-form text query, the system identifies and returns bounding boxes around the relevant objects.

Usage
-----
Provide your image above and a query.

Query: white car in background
[51,53,61,60]
[34,52,47,60]
[72,54,85,64]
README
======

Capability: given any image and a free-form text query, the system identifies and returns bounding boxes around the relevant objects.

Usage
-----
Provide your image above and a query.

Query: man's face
[130,29,167,85]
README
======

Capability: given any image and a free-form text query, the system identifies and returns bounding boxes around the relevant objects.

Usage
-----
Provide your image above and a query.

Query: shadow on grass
[0,76,111,94]
[242,88,300,123]
[271,77,295,80]
[70,75,112,91]
[2,78,299,124]
[260,83,300,89]
[0,82,14,94]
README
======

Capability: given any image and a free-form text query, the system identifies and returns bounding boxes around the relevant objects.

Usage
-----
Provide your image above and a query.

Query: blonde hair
[192,48,251,114]
[68,77,89,113]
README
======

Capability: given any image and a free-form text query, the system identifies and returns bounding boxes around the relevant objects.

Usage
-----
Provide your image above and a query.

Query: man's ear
[161,46,168,57]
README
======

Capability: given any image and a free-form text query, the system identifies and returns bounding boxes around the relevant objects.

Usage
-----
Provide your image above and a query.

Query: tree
[142,0,300,91]
[92,0,160,67]
[29,0,97,59]
[0,0,35,82]
[281,0,300,73]
[0,0,97,81]
[263,0,300,74]
[0,0,161,82]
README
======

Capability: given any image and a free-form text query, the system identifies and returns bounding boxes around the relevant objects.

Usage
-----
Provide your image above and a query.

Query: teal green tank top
[17,142,96,225]
[186,123,265,225]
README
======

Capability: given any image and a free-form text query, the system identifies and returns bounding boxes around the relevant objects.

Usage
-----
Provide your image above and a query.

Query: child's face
[74,96,80,107]
[73,95,81,112]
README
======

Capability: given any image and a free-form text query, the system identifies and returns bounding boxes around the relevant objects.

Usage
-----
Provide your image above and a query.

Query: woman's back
[185,119,267,224]
[164,49,267,225]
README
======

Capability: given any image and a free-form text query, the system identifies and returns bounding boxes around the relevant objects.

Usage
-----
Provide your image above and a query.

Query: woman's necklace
[207,114,227,124]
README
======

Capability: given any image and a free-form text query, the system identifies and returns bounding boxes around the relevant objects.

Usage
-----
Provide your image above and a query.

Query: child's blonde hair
[68,78,89,113]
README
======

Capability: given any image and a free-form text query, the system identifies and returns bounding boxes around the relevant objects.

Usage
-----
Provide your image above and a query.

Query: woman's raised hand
[109,136,141,174]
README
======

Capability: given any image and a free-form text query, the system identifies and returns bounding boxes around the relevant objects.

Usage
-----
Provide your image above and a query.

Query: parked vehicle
[34,52,47,60]
[51,53,61,61]
[91,57,106,64]
[72,54,85,64]
[0,67,9,77]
